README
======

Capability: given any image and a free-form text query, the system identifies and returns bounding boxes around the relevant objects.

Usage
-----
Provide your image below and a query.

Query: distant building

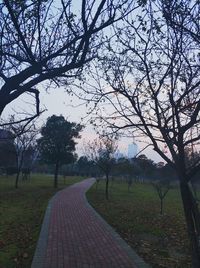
[114,150,124,160]
[128,143,137,159]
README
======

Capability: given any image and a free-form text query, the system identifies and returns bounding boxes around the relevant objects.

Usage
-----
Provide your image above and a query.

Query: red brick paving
[43,178,138,268]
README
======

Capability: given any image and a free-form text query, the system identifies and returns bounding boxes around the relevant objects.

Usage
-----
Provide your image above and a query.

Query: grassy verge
[87,180,193,268]
[0,174,83,268]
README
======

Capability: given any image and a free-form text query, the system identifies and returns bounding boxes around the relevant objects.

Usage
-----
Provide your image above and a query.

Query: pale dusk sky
[2,85,163,163]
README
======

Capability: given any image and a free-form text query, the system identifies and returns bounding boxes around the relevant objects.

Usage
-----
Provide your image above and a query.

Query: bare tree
[84,136,117,199]
[7,121,38,188]
[0,0,137,124]
[82,1,200,266]
[152,180,171,215]
[160,0,200,45]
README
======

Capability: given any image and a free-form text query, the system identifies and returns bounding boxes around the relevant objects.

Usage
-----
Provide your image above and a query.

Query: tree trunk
[96,179,99,191]
[15,153,23,189]
[191,181,199,201]
[105,173,109,200]
[180,181,200,268]
[160,197,163,215]
[54,161,59,188]
[0,99,6,116]
[15,170,20,189]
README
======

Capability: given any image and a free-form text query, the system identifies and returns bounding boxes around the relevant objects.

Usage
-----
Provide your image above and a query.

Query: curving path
[32,178,149,268]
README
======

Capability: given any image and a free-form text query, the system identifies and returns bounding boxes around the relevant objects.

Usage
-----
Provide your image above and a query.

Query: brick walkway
[32,178,149,268]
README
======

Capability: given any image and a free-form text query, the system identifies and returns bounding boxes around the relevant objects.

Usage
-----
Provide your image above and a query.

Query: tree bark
[54,161,59,188]
[105,173,109,200]
[191,181,199,202]
[15,170,20,189]
[0,98,7,116]
[160,197,163,215]
[180,181,200,268]
[15,152,23,189]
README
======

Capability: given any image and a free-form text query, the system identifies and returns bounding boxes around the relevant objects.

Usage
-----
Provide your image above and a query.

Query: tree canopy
[37,115,82,187]
[0,0,137,124]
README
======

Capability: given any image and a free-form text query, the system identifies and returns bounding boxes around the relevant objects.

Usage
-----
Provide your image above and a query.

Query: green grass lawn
[87,180,194,268]
[0,174,83,268]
